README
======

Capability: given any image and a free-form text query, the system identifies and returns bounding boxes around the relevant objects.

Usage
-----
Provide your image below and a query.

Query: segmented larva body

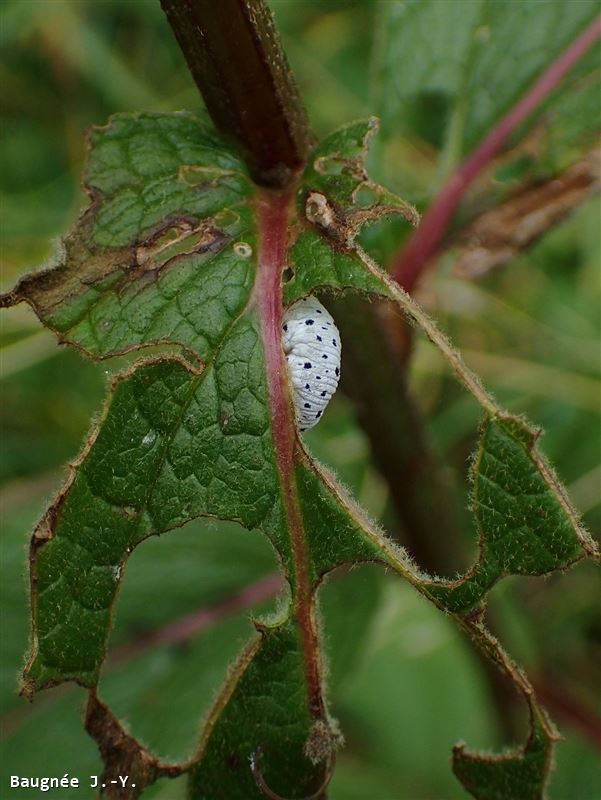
[282,296,341,432]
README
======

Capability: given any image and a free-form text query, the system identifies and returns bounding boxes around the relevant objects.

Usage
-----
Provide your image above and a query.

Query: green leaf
[374,0,599,166]
[2,111,597,800]
[189,621,335,799]
[535,62,601,175]
[453,707,554,800]
[285,230,391,305]
[301,117,418,222]
[286,118,415,302]
[3,113,254,360]
[427,416,587,613]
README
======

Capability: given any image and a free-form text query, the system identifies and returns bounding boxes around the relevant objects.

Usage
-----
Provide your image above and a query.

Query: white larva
[282,296,341,432]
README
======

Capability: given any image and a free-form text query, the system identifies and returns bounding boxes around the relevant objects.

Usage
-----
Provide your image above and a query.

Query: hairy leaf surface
[2,113,597,800]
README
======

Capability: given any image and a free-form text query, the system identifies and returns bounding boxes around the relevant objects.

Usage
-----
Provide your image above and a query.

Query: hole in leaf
[322,570,501,796]
[314,155,348,176]
[354,184,381,208]
[100,517,281,762]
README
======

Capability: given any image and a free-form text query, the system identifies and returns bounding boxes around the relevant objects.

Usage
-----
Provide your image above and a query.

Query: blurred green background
[1,2,599,798]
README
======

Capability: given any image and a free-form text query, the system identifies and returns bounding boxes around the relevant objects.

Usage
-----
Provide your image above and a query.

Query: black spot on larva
[316,309,322,313]
[305,319,314,325]
[322,354,328,359]
[316,375,321,380]
[283,324,288,331]
[316,411,322,417]
[321,391,326,397]
[335,367,340,376]
[304,362,312,369]
[300,427,306,432]
[305,383,310,389]
[316,335,322,342]
[304,403,311,408]
[321,326,327,330]
[332,339,337,346]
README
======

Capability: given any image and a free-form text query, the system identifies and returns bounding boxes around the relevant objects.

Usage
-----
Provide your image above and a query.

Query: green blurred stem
[331,295,465,576]
[160,0,311,187]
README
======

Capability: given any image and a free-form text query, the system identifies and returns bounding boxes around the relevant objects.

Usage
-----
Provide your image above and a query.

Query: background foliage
[1,1,599,798]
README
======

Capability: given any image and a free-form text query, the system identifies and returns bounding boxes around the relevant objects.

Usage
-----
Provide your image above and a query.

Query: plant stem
[392,14,601,292]
[109,573,283,666]
[160,0,311,187]
[255,187,327,722]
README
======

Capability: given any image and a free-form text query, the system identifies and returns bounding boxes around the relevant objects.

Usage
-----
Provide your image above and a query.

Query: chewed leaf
[22,311,279,694]
[285,119,417,302]
[453,715,555,800]
[303,118,417,219]
[3,110,597,800]
[85,114,249,247]
[427,416,594,613]
[299,118,418,245]
[189,621,338,800]
[1,113,254,360]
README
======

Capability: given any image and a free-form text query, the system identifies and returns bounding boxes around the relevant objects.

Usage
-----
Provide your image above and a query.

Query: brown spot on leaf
[0,208,132,320]
[31,517,53,546]
[0,207,230,333]
[305,189,417,248]
[134,219,228,273]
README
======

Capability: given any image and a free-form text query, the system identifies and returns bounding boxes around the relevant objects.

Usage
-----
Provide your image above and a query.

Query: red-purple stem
[109,573,282,665]
[254,189,297,478]
[392,15,601,292]
[254,187,326,719]
[160,0,310,187]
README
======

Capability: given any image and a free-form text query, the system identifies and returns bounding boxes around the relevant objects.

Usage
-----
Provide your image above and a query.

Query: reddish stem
[160,0,310,187]
[254,189,297,477]
[254,187,325,719]
[392,15,601,292]
[109,573,282,665]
